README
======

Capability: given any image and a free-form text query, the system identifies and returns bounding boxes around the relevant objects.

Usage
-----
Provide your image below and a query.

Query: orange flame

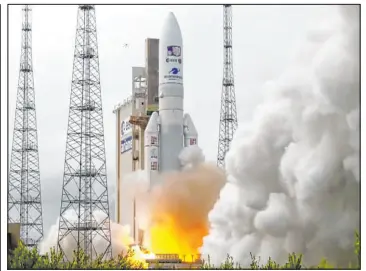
[147,164,226,262]
[128,245,156,268]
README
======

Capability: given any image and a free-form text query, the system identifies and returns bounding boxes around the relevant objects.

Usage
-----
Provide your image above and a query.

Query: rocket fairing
[144,12,199,182]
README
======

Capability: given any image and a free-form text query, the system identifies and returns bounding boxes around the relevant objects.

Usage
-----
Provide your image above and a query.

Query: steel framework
[217,5,238,169]
[57,5,112,262]
[8,5,44,248]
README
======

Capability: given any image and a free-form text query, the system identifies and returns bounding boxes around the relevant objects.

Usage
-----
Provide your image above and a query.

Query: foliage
[201,230,360,270]
[315,258,334,269]
[8,243,145,270]
[355,230,360,267]
[8,231,360,269]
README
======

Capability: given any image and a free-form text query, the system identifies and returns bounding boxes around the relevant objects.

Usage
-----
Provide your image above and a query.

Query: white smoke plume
[179,145,206,170]
[39,146,220,260]
[38,172,153,260]
[201,5,359,268]
[39,210,134,260]
[123,170,151,196]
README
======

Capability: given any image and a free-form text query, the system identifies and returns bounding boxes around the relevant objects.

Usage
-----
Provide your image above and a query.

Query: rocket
[144,12,198,186]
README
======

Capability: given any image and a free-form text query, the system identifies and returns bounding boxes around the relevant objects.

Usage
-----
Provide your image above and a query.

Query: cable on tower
[217,5,238,169]
[56,5,113,262]
[8,4,44,248]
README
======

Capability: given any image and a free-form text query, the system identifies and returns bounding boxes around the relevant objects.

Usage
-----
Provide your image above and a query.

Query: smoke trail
[201,5,359,268]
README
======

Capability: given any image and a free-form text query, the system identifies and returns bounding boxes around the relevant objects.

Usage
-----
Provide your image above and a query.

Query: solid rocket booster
[183,113,198,147]
[144,12,198,183]
[144,112,160,185]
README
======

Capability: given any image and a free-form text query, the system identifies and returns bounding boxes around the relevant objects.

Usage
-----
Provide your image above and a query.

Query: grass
[8,231,360,270]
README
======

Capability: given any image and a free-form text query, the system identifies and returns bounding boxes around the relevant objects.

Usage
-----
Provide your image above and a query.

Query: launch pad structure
[217,5,238,168]
[8,5,44,248]
[113,38,159,245]
[57,5,112,262]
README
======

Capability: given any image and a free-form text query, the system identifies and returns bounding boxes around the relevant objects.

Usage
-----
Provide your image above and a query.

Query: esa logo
[169,67,180,75]
[121,120,132,136]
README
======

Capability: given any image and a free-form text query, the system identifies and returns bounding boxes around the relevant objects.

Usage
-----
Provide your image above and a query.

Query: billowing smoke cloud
[147,157,225,255]
[40,210,134,259]
[135,145,225,256]
[40,146,226,261]
[179,145,206,170]
[201,5,359,268]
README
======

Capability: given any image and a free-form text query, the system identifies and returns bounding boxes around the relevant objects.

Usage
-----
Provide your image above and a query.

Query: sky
[8,4,336,237]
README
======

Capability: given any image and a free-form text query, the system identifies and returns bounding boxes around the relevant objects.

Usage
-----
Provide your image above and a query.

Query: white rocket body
[144,112,160,187]
[144,12,198,185]
[183,113,198,147]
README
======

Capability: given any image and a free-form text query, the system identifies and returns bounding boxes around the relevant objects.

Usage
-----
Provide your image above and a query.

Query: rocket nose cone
[167,12,178,23]
[146,111,159,132]
[163,11,181,35]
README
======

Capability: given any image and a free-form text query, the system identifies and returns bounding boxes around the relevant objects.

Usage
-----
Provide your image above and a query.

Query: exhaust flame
[130,244,156,267]
[145,163,226,261]
[40,146,225,267]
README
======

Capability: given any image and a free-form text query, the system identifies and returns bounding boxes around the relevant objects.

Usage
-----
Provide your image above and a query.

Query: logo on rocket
[167,45,181,57]
[169,67,180,75]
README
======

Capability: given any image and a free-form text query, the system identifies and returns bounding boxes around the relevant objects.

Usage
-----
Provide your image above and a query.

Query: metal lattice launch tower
[217,5,238,169]
[8,5,44,248]
[57,5,112,261]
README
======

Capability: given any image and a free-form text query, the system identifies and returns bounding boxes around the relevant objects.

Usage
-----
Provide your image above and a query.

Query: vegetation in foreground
[8,232,360,270]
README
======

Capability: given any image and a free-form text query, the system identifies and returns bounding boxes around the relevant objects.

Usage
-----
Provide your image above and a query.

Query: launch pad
[145,254,202,269]
[128,244,203,269]
[148,263,202,270]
